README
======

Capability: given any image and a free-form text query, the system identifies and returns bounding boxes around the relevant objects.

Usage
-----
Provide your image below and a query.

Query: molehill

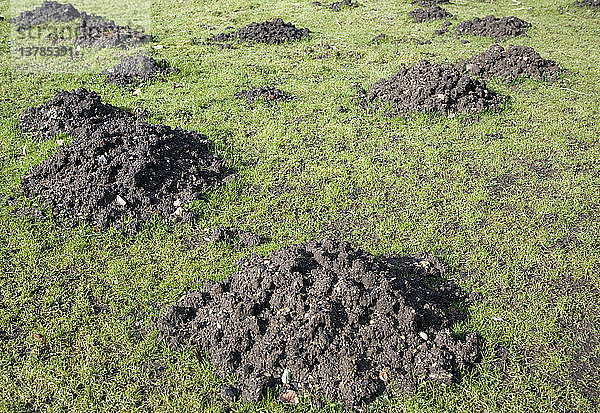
[155,239,480,408]
[207,18,310,45]
[9,2,151,48]
[408,6,452,23]
[358,60,502,114]
[464,44,563,82]
[455,15,531,39]
[576,0,600,8]
[9,1,80,30]
[20,88,231,230]
[104,55,176,86]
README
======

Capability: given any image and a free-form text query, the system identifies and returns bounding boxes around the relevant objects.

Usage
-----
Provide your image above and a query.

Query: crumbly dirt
[207,18,310,45]
[9,1,80,30]
[411,0,449,6]
[235,87,293,104]
[322,0,360,11]
[464,44,563,82]
[576,0,600,8]
[154,239,480,408]
[455,15,531,39]
[208,227,263,248]
[358,60,502,114]
[19,88,136,140]
[75,12,152,48]
[20,88,231,230]
[104,55,176,86]
[408,6,451,23]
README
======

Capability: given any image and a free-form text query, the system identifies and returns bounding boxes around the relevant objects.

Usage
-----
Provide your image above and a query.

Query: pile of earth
[411,0,449,6]
[19,87,134,140]
[455,15,531,39]
[357,60,502,114]
[9,1,80,30]
[235,87,293,104]
[312,0,360,11]
[207,227,263,247]
[75,12,152,48]
[576,0,600,8]
[408,6,452,23]
[9,2,151,48]
[20,88,231,230]
[104,55,176,86]
[207,18,310,45]
[464,44,563,82]
[154,239,480,408]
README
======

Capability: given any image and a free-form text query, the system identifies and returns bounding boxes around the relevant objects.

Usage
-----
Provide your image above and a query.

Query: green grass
[1,0,600,411]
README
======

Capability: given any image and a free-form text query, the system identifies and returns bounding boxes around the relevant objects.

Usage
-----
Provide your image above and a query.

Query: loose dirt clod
[20,88,231,230]
[455,15,531,39]
[576,0,600,8]
[9,1,81,30]
[235,87,293,104]
[76,12,152,48]
[408,6,451,23]
[464,44,563,82]
[358,60,502,114]
[154,239,480,408]
[104,55,176,86]
[207,18,310,45]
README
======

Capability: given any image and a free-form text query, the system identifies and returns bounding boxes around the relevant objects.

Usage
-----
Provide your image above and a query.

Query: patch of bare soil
[154,239,480,408]
[464,44,563,82]
[357,60,502,114]
[19,88,231,230]
[455,15,531,39]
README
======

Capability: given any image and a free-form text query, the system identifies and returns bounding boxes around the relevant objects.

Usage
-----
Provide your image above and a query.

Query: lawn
[0,0,599,411]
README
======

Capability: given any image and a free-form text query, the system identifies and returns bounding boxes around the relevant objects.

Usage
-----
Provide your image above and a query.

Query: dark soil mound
[465,44,563,82]
[19,88,133,140]
[20,88,230,229]
[359,60,502,114]
[208,227,263,247]
[104,55,176,86]
[207,18,310,45]
[76,12,152,48]
[327,0,360,11]
[576,0,600,8]
[235,87,293,104]
[411,0,449,6]
[155,240,479,408]
[9,1,80,30]
[455,15,531,39]
[408,6,451,22]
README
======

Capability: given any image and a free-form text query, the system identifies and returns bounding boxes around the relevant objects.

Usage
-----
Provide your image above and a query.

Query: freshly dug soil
[328,0,360,11]
[9,1,80,30]
[464,44,563,82]
[235,87,293,104]
[208,227,263,248]
[411,0,449,6]
[408,6,451,23]
[576,0,600,8]
[20,88,230,229]
[104,55,176,86]
[19,88,134,140]
[455,15,531,39]
[207,18,310,45]
[76,12,152,48]
[155,239,480,408]
[358,60,502,114]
